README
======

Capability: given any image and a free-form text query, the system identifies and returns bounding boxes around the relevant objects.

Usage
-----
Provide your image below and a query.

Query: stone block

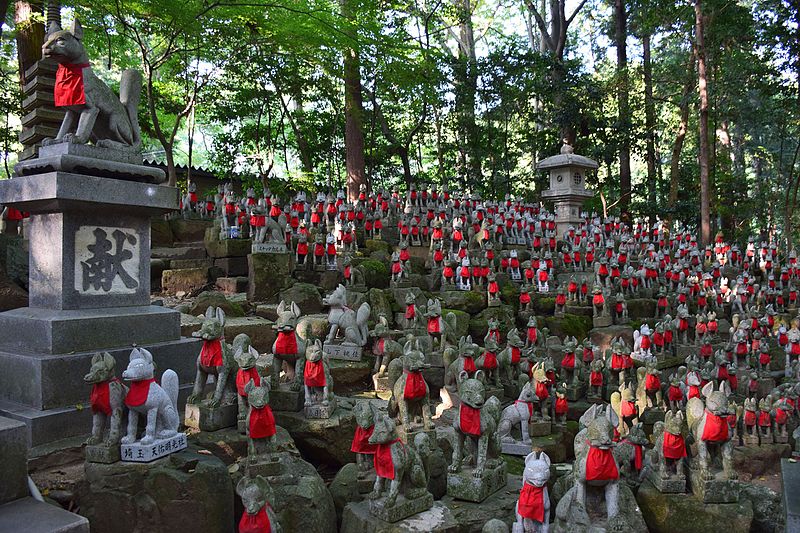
[647,470,687,493]
[501,440,532,456]
[305,403,336,419]
[184,402,237,431]
[85,444,120,464]
[0,416,28,505]
[168,218,210,242]
[324,343,363,362]
[150,218,173,247]
[224,316,276,354]
[161,268,208,293]
[255,303,279,321]
[446,461,507,502]
[689,468,740,503]
[0,305,180,355]
[0,498,89,533]
[152,245,207,261]
[782,458,800,533]
[214,256,248,276]
[529,420,552,437]
[169,258,212,269]
[248,252,292,302]
[270,387,304,412]
[187,290,246,317]
[367,492,435,523]
[120,432,188,463]
[204,237,251,258]
[215,276,248,294]
[280,282,323,313]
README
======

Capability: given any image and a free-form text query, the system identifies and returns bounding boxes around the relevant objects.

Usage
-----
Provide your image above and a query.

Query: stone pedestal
[85,444,120,464]
[529,420,552,437]
[184,402,237,431]
[0,166,201,447]
[501,440,532,456]
[324,342,363,362]
[368,492,434,523]
[270,386,304,412]
[647,471,687,493]
[305,402,337,419]
[782,458,800,532]
[689,467,739,503]
[593,316,613,328]
[246,454,285,477]
[566,383,586,401]
[397,425,435,446]
[0,416,28,506]
[446,461,506,502]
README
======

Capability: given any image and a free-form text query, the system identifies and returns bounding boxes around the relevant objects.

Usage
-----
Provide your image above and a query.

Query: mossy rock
[368,288,393,325]
[625,298,656,320]
[368,250,391,264]
[500,283,520,309]
[364,239,390,254]
[247,252,293,302]
[440,290,486,314]
[358,259,389,289]
[545,313,592,339]
[169,218,211,242]
[534,297,555,315]
[442,308,471,339]
[187,290,246,317]
[469,305,515,340]
[636,479,753,533]
[151,218,174,247]
[279,282,324,313]
[409,256,427,275]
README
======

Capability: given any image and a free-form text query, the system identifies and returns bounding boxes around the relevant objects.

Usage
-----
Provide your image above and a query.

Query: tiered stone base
[446,461,507,502]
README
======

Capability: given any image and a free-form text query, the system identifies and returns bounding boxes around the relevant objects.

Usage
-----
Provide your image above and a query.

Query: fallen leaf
[198,449,212,455]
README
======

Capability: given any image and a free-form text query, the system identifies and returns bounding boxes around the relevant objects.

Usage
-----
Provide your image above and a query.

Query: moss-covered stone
[224,316,276,353]
[500,283,520,309]
[368,288,393,324]
[636,479,753,533]
[442,308,471,339]
[534,297,555,315]
[273,404,357,466]
[364,239,391,255]
[359,259,389,289]
[247,252,293,302]
[204,237,251,259]
[161,268,208,294]
[187,290,246,317]
[440,290,486,314]
[545,314,592,340]
[739,483,784,533]
[150,218,174,247]
[368,250,391,265]
[468,305,515,340]
[279,282,323,313]
[409,256,427,275]
[626,298,656,320]
[297,313,329,342]
[169,218,211,242]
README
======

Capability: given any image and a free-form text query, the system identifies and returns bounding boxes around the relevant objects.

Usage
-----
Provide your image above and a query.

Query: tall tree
[14,1,44,91]
[615,0,631,222]
[695,0,712,245]
[342,0,367,201]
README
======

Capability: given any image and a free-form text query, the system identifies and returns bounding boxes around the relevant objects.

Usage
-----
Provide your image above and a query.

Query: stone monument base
[593,316,613,328]
[689,468,739,503]
[446,461,506,502]
[246,454,284,477]
[184,402,237,431]
[501,440,532,456]
[398,425,435,446]
[270,387,304,412]
[305,402,336,419]
[367,491,434,523]
[647,471,686,493]
[121,432,187,463]
[566,383,586,401]
[85,443,120,464]
[529,420,552,437]
[0,497,89,533]
[323,342,363,362]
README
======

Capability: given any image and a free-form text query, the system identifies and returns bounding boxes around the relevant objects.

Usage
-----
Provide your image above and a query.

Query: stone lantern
[537,142,598,238]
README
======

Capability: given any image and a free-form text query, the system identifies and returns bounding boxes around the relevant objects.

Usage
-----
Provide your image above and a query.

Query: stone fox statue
[121,348,180,446]
[42,19,142,151]
[84,351,128,446]
[323,284,371,346]
[188,307,236,407]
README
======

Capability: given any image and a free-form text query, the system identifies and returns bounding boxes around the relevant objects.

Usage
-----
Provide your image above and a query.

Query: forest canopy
[1,0,798,245]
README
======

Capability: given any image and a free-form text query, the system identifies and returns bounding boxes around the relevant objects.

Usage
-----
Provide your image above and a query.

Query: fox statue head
[42,19,88,65]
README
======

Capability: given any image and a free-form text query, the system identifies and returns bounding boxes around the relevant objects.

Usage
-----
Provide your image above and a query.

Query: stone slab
[529,420,552,437]
[305,403,336,419]
[205,237,251,258]
[85,444,120,464]
[782,458,800,533]
[121,432,188,463]
[446,462,507,502]
[214,256,248,276]
[0,416,28,505]
[647,471,687,493]
[342,500,457,533]
[367,492,434,523]
[184,402,237,431]
[251,242,288,254]
[593,316,613,328]
[324,343,363,362]
[270,388,304,412]
[689,469,740,503]
[0,171,176,215]
[501,441,532,456]
[0,497,89,533]
[0,305,181,355]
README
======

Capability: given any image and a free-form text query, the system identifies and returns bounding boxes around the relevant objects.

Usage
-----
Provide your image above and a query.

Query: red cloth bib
[374,440,400,479]
[645,374,661,392]
[585,446,619,481]
[482,351,497,370]
[427,317,441,334]
[611,353,624,370]
[236,367,261,396]
[511,346,521,364]
[621,401,636,417]
[561,352,575,369]
[460,404,482,436]
[90,379,118,415]
[249,405,276,438]
[125,378,155,407]
[662,432,686,459]
[200,338,224,367]
[688,385,700,399]
[590,371,603,386]
[55,63,90,107]
[239,506,271,533]
[405,304,416,319]
[535,381,549,400]
[701,410,730,442]
[274,331,298,355]
[517,483,545,522]
[463,356,476,373]
[403,371,427,399]
[758,411,771,427]
[555,397,568,415]
[351,425,377,454]
[304,360,326,387]
[668,385,683,402]
[527,328,538,344]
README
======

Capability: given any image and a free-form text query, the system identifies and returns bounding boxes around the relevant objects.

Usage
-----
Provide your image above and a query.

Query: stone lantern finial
[560,141,574,155]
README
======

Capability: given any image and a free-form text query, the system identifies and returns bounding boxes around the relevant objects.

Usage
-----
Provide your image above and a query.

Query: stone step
[0,497,89,533]
[18,124,59,145]
[0,416,27,505]
[151,245,207,261]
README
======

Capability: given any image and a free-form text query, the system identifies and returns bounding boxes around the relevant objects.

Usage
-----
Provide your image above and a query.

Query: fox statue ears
[47,19,83,40]
[205,306,226,326]
[525,451,551,468]
[130,347,153,364]
[92,351,116,369]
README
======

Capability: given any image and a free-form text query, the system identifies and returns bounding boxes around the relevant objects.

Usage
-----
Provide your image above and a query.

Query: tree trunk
[454,0,481,183]
[695,0,712,246]
[342,0,367,201]
[666,64,693,231]
[615,0,631,223]
[15,1,45,92]
[642,33,657,224]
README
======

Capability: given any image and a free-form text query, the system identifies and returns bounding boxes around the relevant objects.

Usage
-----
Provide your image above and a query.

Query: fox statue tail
[356,302,371,345]
[161,369,179,412]
[120,69,142,148]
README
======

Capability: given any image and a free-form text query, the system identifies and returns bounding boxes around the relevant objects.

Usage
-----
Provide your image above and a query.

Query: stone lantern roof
[536,142,599,171]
